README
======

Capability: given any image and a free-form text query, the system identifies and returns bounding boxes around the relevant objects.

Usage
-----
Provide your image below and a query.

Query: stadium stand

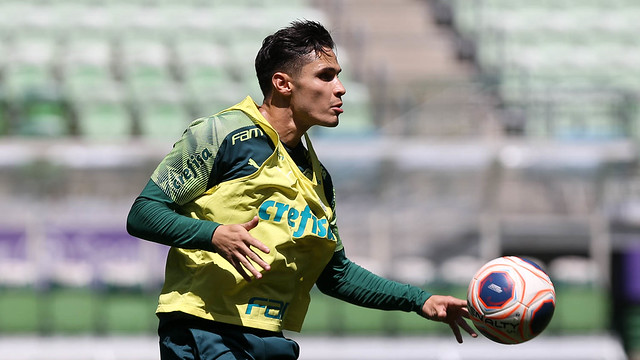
[0,0,334,139]
[441,0,640,138]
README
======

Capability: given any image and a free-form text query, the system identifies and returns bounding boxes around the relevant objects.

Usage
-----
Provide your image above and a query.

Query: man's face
[289,48,346,130]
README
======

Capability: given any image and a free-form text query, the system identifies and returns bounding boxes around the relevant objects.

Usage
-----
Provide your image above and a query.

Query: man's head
[256,20,346,135]
[255,20,336,97]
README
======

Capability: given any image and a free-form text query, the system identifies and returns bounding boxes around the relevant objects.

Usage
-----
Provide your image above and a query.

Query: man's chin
[312,118,339,129]
[326,119,340,128]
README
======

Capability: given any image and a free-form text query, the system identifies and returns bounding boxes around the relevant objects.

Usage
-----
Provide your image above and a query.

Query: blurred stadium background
[0,0,638,359]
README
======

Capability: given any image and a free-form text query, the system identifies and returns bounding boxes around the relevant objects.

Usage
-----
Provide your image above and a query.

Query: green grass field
[0,284,614,336]
[0,288,158,334]
[304,284,611,335]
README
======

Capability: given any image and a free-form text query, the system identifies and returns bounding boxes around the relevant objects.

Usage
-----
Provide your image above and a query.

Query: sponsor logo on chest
[258,200,334,240]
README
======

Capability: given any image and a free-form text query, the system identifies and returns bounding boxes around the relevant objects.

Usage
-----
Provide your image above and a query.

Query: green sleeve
[126,179,219,251]
[315,249,431,314]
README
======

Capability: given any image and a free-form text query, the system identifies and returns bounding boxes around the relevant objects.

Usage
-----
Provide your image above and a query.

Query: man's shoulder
[176,107,263,152]
[205,110,274,183]
[190,108,257,136]
[206,96,262,132]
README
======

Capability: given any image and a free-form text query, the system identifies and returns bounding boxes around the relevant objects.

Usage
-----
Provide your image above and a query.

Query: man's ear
[272,72,292,96]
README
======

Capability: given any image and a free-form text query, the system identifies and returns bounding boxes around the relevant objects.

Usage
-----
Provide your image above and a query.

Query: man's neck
[259,100,305,148]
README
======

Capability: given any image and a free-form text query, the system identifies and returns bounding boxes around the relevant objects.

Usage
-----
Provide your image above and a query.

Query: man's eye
[319,73,334,81]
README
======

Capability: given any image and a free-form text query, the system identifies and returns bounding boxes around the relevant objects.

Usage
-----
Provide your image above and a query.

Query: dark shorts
[158,313,300,360]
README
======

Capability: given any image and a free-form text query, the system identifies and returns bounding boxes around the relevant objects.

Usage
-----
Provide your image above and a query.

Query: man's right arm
[127,178,271,281]
[126,179,219,252]
[127,110,273,279]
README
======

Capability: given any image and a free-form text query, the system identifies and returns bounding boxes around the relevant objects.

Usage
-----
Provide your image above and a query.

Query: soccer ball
[467,256,556,344]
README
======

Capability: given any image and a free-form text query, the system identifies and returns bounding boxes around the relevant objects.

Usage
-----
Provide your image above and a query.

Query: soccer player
[127,20,477,360]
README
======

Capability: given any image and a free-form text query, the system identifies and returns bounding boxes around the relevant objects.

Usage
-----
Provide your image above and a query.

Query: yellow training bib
[156,97,338,332]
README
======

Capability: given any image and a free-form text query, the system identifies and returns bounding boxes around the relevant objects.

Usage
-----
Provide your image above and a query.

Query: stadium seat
[173,40,233,94]
[62,65,117,102]
[180,65,232,95]
[75,98,133,139]
[117,38,176,101]
[136,99,192,140]
[0,2,32,37]
[58,38,116,108]
[3,55,56,101]
[17,91,71,137]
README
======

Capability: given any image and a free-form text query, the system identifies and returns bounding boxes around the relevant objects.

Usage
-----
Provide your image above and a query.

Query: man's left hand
[420,295,478,343]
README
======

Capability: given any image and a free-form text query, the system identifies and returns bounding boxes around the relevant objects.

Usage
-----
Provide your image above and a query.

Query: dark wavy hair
[255,20,335,97]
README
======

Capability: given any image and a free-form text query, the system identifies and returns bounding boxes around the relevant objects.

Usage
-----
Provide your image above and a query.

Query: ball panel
[519,257,545,271]
[524,287,555,307]
[507,256,553,285]
[478,271,515,309]
[529,299,555,335]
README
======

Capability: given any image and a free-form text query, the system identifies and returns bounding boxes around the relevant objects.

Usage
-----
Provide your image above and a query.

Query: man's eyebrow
[318,66,341,74]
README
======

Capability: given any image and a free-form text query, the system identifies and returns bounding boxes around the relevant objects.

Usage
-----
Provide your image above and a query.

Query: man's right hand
[211,216,271,281]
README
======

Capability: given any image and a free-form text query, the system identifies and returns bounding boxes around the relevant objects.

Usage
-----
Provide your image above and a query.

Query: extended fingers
[234,251,263,281]
[232,237,271,281]
[243,244,271,274]
[460,306,471,319]
[449,321,463,344]
[246,236,271,255]
[423,295,478,343]
[458,316,478,338]
[448,316,477,344]
[212,222,271,282]
[231,257,253,282]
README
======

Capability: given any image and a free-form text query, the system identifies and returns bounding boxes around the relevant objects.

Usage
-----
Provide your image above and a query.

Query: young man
[127,20,476,359]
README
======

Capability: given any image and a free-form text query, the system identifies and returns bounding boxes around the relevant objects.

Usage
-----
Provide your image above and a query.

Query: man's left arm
[315,249,477,343]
